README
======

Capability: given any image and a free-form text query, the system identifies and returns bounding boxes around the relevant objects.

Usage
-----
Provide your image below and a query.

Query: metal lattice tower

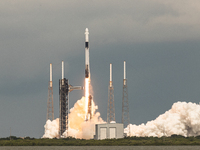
[59,61,83,138]
[107,64,115,123]
[47,63,54,121]
[122,61,130,135]
[59,77,68,138]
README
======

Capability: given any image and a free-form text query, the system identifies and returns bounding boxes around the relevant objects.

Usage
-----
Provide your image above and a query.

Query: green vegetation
[1,135,200,146]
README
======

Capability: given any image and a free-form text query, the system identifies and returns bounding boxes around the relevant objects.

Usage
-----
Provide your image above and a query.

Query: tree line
[1,135,200,146]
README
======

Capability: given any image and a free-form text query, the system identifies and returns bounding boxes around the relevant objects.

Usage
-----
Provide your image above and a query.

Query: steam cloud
[125,101,200,137]
[43,100,200,139]
[42,97,105,139]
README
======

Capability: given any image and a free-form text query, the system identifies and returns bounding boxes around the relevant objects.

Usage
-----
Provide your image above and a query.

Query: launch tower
[122,61,130,135]
[107,64,115,123]
[59,61,83,138]
[59,61,68,137]
[47,63,54,121]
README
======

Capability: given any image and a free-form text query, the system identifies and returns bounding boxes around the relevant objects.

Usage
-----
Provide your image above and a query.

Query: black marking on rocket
[85,65,89,78]
[85,42,89,48]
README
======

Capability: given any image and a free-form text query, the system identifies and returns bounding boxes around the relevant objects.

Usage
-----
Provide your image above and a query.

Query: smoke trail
[42,96,105,139]
[125,101,200,137]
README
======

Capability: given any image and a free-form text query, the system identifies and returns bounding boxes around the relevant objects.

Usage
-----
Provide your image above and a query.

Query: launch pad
[46,28,129,139]
[57,28,93,138]
[44,28,131,139]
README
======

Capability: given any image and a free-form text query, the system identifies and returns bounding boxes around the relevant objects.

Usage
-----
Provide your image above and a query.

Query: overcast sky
[1,0,200,138]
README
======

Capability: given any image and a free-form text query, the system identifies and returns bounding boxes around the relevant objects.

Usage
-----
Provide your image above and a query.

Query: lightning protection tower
[59,61,83,138]
[107,63,115,123]
[47,63,54,121]
[122,61,130,135]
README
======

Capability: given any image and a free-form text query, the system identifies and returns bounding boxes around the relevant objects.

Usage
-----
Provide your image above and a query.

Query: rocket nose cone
[85,28,89,32]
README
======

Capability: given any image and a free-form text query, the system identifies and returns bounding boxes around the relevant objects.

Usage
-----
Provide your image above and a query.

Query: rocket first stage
[85,28,90,78]
[84,28,93,121]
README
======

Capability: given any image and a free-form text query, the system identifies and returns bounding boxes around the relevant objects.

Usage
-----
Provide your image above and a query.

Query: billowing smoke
[43,100,200,139]
[125,101,200,137]
[42,97,105,139]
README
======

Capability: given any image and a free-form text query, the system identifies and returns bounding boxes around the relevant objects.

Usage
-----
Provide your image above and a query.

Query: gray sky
[1,0,200,138]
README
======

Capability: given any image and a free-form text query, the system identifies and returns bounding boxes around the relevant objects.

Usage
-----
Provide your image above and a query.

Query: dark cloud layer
[0,0,200,138]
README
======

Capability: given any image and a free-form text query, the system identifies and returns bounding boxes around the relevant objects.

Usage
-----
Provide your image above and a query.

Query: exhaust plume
[125,101,200,137]
[42,96,105,139]
[43,99,200,139]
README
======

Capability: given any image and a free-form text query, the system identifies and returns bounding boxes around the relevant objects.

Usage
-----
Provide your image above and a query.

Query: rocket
[85,28,90,78]
[84,28,93,121]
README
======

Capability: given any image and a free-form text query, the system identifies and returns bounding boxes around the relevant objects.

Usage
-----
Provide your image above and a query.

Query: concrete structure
[94,123,124,140]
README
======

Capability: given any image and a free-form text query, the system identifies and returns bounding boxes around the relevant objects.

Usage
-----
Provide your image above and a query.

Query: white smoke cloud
[43,100,200,139]
[125,101,200,137]
[42,118,59,139]
[42,96,105,139]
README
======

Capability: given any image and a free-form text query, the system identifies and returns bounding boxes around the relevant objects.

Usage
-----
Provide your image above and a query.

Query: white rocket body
[85,28,90,78]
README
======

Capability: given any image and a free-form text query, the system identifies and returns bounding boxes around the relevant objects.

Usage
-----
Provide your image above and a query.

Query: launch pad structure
[122,61,130,135]
[45,28,133,139]
[59,28,92,138]
[107,64,115,123]
[59,77,68,137]
[47,63,54,121]
[59,61,83,138]
[46,28,131,139]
